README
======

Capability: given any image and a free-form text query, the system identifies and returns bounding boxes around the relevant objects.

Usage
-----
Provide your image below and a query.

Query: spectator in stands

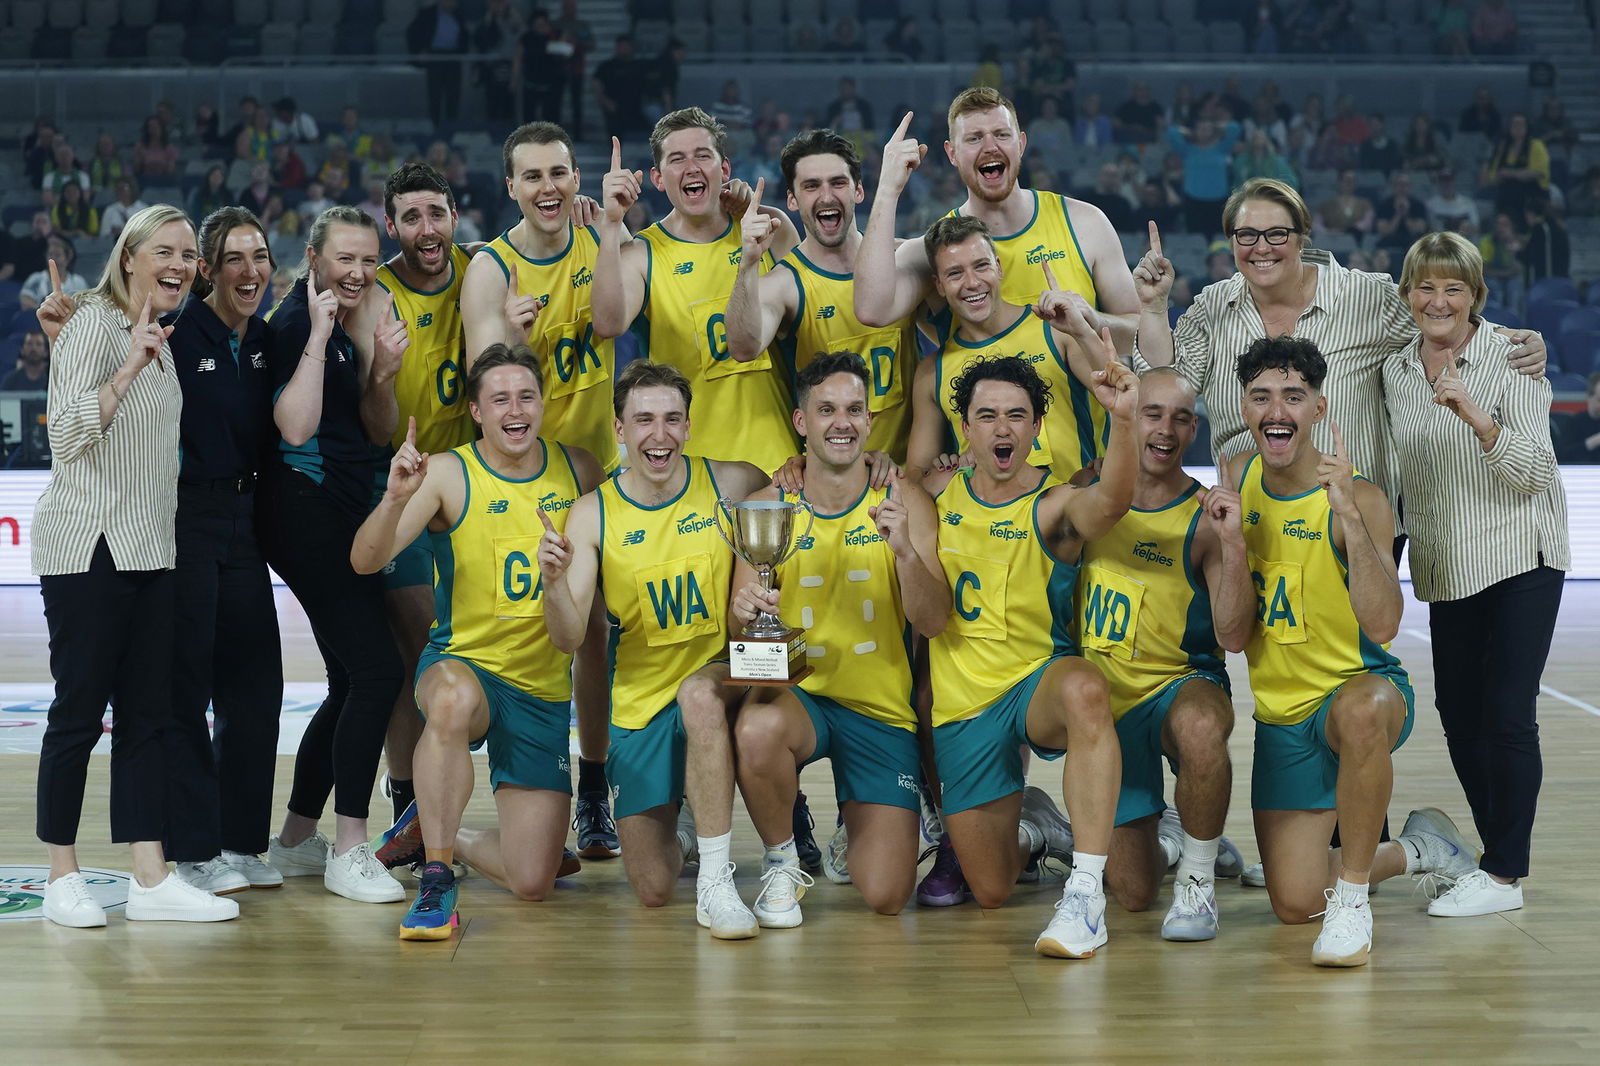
[1434,0,1472,53]
[883,18,924,62]
[51,184,99,241]
[364,135,400,183]
[1074,93,1114,149]
[1484,113,1550,219]
[424,140,450,171]
[1114,82,1165,145]
[20,237,88,311]
[188,166,233,222]
[235,108,274,167]
[594,34,647,138]
[1027,95,1074,177]
[42,142,90,204]
[87,133,128,200]
[520,7,567,124]
[829,15,866,53]
[1247,0,1284,53]
[1458,86,1503,139]
[270,98,319,145]
[1281,0,1325,52]
[472,0,525,123]
[1246,95,1289,155]
[1555,373,1600,463]
[221,97,260,155]
[300,179,335,223]
[825,79,875,140]
[1232,127,1298,189]
[317,140,356,203]
[1138,177,1183,234]
[1373,172,1429,253]
[1359,114,1402,175]
[408,0,468,127]
[1170,83,1199,130]
[1317,0,1362,52]
[1,330,48,391]
[239,164,276,220]
[1330,95,1368,148]
[11,212,56,281]
[24,118,59,188]
[710,80,756,157]
[356,180,387,228]
[101,180,150,240]
[133,116,179,183]
[330,107,372,161]
[555,0,595,139]
[271,142,308,192]
[1402,113,1447,174]
[1317,169,1375,237]
[1426,168,1480,232]
[972,45,1005,93]
[1478,211,1524,309]
[1156,152,1189,229]
[1168,117,1241,235]
[1532,97,1578,186]
[1019,30,1075,125]
[194,104,222,155]
[1080,163,1135,233]
[1569,165,1600,219]
[1519,192,1569,286]
[1470,0,1517,55]
[644,37,686,121]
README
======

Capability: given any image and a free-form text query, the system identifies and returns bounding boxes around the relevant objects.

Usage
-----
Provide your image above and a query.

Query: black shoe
[793,792,821,874]
[573,792,620,859]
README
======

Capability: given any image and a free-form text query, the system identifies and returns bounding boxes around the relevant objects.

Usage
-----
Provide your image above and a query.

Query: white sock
[1400,835,1426,874]
[696,832,731,886]
[1018,821,1043,857]
[1158,833,1182,868]
[1176,834,1219,885]
[1071,852,1107,890]
[1334,877,1369,906]
[764,836,797,867]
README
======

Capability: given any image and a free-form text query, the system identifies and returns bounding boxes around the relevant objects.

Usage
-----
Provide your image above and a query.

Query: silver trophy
[714,498,815,682]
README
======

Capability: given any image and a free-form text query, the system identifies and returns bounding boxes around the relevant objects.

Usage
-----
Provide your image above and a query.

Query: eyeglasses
[1230,227,1301,247]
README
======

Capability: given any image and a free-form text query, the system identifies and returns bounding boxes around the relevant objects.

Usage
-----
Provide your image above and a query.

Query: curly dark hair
[795,350,869,409]
[383,161,455,220]
[950,355,1051,422]
[779,128,862,190]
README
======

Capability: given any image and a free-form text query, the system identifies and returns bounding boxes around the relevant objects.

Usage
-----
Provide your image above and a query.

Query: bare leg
[412,660,491,866]
[677,665,739,840]
[733,688,815,846]
[1324,675,1408,885]
[1026,657,1120,857]
[1106,815,1163,912]
[1164,680,1234,841]
[617,805,682,906]
[573,598,612,764]
[943,793,1027,908]
[454,787,572,900]
[841,801,919,914]
[381,584,433,786]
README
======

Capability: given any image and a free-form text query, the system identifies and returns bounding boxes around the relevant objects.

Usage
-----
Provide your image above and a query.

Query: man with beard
[724,130,922,462]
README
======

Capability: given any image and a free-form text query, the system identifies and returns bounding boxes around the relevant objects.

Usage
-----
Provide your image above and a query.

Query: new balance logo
[1245,510,1261,526]
[673,261,695,275]
[815,305,837,320]
[942,512,963,526]
[417,312,433,328]
[487,500,510,514]
[623,529,646,545]
[197,358,216,372]
[796,535,815,550]
[1132,540,1175,567]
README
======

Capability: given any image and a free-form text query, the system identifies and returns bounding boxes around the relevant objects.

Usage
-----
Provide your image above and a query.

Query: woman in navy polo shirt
[259,205,405,905]
[164,207,286,897]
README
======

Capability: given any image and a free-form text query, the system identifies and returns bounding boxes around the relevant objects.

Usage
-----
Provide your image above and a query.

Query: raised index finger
[892,111,914,143]
[1147,219,1163,259]
[405,415,417,448]
[747,176,765,215]
[48,258,63,295]
[1331,419,1347,460]
[137,294,152,329]
[1041,259,1059,293]
[611,136,622,171]
[538,507,557,534]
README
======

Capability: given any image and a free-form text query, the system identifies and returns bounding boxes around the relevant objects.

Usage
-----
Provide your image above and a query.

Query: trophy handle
[712,497,740,555]
[774,499,816,567]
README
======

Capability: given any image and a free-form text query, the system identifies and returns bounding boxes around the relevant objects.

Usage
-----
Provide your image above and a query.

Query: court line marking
[1400,627,1600,719]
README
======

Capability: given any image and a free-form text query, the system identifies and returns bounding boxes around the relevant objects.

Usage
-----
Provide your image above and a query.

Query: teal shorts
[1113,671,1230,827]
[606,703,687,820]
[1251,672,1416,811]
[931,658,1067,816]
[383,526,434,590]
[415,650,573,794]
[793,690,921,812]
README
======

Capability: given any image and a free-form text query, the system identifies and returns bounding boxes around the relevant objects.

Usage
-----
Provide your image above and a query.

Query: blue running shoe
[375,799,424,869]
[399,863,458,941]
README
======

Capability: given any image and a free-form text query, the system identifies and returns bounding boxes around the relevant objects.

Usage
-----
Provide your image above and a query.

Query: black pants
[37,537,173,845]
[424,58,462,126]
[164,482,284,861]
[1428,565,1563,880]
[258,472,400,822]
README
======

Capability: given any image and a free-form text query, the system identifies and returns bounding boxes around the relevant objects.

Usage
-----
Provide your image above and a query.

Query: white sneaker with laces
[1401,807,1478,896]
[822,823,851,885]
[1311,887,1372,967]
[126,873,240,922]
[695,862,758,940]
[221,850,285,888]
[1019,785,1074,863]
[268,832,330,876]
[43,872,107,928]
[176,856,250,895]
[753,860,814,928]
[324,842,405,904]
[1427,868,1523,917]
[1035,873,1108,958]
[1242,861,1267,887]
[1162,874,1219,941]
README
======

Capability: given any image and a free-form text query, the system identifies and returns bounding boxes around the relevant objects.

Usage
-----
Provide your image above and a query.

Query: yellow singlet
[481,225,619,472]
[952,190,1099,310]
[376,245,477,454]
[928,470,1077,727]
[776,250,920,462]
[426,438,581,701]
[775,484,915,731]
[1077,480,1225,717]
[936,310,1108,483]
[1237,455,1407,726]
[636,219,798,473]
[598,457,733,730]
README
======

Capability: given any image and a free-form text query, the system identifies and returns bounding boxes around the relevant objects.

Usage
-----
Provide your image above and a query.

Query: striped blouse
[1383,324,1569,602]
[31,295,182,576]
[1134,249,1414,505]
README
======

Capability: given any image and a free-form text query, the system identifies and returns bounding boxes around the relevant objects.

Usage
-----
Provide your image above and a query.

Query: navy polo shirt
[265,277,375,519]
[164,294,274,482]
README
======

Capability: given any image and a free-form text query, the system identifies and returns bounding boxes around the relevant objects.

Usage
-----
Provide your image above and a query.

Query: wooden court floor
[2,584,1598,1065]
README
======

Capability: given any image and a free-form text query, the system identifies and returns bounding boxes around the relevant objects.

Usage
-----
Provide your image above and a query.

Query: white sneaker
[822,823,851,885]
[753,859,814,928]
[676,802,699,867]
[221,850,285,888]
[324,842,405,904]
[175,856,250,895]
[1242,861,1266,887]
[1035,872,1108,959]
[1401,807,1478,896]
[268,832,330,876]
[1311,887,1371,967]
[695,862,758,940]
[1019,785,1074,863]
[1428,868,1523,917]
[1214,835,1245,879]
[126,873,241,922]
[1162,874,1219,942]
[42,872,107,928]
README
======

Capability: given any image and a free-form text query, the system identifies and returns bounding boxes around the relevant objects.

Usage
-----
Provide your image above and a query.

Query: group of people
[31,84,1569,970]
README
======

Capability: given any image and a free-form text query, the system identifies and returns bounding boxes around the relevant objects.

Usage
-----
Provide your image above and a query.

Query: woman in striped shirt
[31,204,239,928]
[1383,231,1569,918]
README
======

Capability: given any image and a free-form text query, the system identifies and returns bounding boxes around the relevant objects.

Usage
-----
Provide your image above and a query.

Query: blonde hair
[84,203,194,316]
[649,107,730,167]
[1222,178,1312,242]
[946,87,1020,139]
[1398,231,1488,316]
[299,204,380,280]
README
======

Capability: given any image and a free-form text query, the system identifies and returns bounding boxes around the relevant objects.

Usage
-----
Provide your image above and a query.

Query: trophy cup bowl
[714,498,815,683]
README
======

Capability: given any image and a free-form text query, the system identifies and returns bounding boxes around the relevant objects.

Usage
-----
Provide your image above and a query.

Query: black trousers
[258,472,400,822]
[425,58,462,126]
[164,482,284,861]
[36,537,173,845]
[1428,565,1564,880]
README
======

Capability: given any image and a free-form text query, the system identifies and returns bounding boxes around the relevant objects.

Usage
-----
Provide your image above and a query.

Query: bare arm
[591,137,647,339]
[358,291,406,446]
[1065,197,1139,353]
[273,286,337,447]
[903,355,948,483]
[1059,342,1140,543]
[461,251,517,368]
[855,111,933,328]
[709,458,774,502]
[540,492,601,654]
[351,418,450,573]
[725,178,797,361]
[1322,425,1402,643]
[1196,458,1256,653]
[878,477,951,638]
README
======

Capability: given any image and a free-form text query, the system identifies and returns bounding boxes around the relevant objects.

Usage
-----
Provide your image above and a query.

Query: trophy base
[727,628,812,686]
